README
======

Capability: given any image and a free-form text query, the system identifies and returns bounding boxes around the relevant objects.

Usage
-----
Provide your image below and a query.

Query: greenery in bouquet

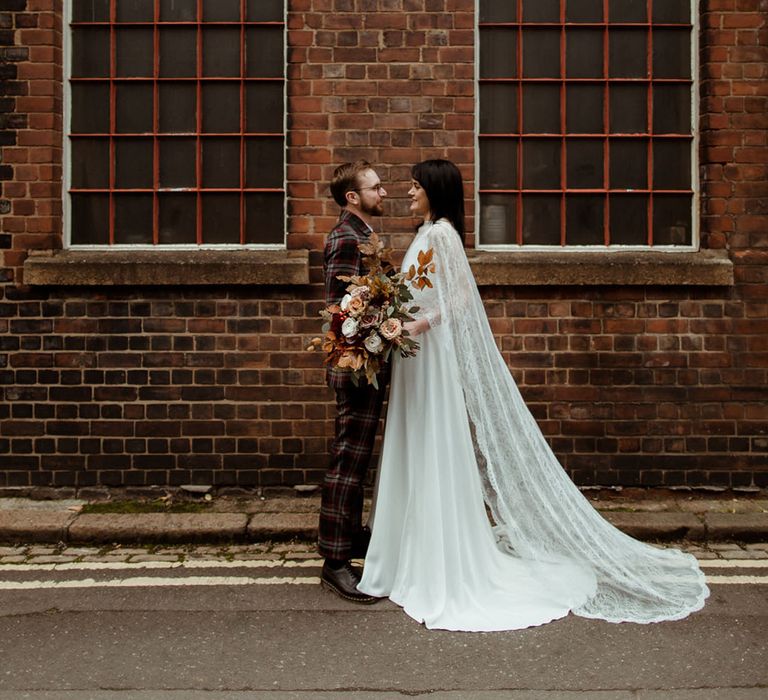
[308,234,435,389]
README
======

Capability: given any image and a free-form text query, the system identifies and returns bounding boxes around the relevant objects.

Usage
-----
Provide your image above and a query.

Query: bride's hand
[403,318,430,337]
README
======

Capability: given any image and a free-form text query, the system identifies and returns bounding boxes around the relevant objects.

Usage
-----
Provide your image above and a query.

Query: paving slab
[246,512,317,540]
[67,513,248,544]
[705,513,768,542]
[601,512,705,541]
[0,510,74,544]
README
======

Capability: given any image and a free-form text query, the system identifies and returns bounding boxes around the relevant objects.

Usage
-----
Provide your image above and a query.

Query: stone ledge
[23,249,310,286]
[467,249,733,286]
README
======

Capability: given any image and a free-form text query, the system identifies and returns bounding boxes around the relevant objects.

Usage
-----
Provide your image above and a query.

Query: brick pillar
[0,0,63,286]
[286,0,476,251]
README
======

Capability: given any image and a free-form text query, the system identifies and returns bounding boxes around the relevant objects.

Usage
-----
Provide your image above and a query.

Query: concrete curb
[67,513,250,545]
[1,503,767,546]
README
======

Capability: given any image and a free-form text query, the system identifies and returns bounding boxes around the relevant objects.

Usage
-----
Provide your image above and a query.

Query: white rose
[341,316,359,338]
[363,332,384,354]
[340,294,352,311]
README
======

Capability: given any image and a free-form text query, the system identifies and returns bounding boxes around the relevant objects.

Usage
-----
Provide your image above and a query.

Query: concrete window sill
[23,249,310,286]
[467,249,733,286]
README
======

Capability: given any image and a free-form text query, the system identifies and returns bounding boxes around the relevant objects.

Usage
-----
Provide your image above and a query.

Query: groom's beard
[360,200,384,217]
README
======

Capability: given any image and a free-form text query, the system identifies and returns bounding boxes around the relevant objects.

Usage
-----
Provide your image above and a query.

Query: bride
[356,159,709,631]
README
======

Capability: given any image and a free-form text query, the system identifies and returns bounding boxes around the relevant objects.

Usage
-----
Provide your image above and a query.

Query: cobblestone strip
[0,541,766,566]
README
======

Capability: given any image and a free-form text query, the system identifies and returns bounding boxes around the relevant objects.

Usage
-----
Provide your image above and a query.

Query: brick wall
[0,0,767,491]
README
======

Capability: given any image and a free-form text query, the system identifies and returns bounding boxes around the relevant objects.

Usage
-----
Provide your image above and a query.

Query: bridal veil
[425,220,709,624]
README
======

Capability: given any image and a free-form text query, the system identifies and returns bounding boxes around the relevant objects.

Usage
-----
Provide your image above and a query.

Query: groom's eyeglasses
[353,184,385,194]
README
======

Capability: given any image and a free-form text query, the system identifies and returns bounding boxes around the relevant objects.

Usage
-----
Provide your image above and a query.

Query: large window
[67,0,285,247]
[478,0,696,248]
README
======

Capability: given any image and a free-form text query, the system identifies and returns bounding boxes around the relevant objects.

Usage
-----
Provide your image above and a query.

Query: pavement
[0,487,767,546]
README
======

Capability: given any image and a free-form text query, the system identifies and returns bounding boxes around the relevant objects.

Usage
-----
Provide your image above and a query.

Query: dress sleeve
[420,220,473,330]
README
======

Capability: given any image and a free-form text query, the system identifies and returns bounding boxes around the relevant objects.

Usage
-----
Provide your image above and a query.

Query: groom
[319,161,389,604]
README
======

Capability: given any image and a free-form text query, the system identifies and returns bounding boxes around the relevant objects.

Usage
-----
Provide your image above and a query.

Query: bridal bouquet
[307,234,434,389]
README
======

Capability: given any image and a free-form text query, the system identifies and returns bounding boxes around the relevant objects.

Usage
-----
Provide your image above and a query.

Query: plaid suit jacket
[324,209,373,389]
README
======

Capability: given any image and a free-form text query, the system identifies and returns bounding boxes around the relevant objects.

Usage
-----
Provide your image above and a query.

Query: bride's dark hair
[411,159,466,244]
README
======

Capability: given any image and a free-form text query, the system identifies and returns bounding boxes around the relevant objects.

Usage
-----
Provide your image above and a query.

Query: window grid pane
[69,2,285,246]
[478,1,694,247]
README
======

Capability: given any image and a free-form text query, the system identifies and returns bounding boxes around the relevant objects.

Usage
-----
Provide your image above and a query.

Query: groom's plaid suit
[318,209,388,561]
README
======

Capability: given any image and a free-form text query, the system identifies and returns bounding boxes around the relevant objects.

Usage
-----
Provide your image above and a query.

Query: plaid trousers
[318,382,387,560]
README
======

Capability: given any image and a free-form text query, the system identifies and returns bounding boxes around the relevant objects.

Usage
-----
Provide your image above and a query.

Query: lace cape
[418,219,709,624]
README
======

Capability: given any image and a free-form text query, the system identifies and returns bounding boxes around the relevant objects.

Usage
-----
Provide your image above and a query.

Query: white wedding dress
[357,219,709,631]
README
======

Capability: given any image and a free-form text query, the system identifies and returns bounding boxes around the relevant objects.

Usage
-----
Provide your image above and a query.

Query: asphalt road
[0,544,766,699]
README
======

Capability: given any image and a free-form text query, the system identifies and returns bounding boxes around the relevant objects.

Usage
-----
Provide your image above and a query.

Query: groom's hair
[330,160,372,207]
[411,159,466,244]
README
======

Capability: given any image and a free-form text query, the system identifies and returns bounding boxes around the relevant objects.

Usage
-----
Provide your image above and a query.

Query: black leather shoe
[350,526,371,559]
[321,560,379,604]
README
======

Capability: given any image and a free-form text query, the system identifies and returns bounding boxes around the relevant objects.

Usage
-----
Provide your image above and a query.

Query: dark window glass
[609,29,647,78]
[566,140,603,189]
[246,138,286,188]
[609,0,647,23]
[480,28,517,79]
[653,139,691,190]
[523,84,560,134]
[69,4,286,246]
[202,83,241,133]
[245,83,284,133]
[522,195,561,245]
[653,84,691,134]
[202,139,241,188]
[116,28,154,77]
[159,83,197,133]
[71,194,110,245]
[204,0,240,22]
[567,0,603,22]
[566,195,604,245]
[609,194,648,245]
[160,28,197,77]
[115,83,153,134]
[246,27,285,79]
[115,139,153,189]
[71,28,110,78]
[71,140,110,189]
[159,139,197,188]
[116,0,154,22]
[202,194,241,244]
[159,195,197,244]
[566,29,603,79]
[610,194,648,245]
[610,84,647,133]
[480,83,518,134]
[653,0,690,24]
[653,28,691,79]
[653,195,692,245]
[480,139,518,190]
[523,140,561,189]
[479,2,694,247]
[566,85,604,134]
[522,0,559,22]
[523,29,560,78]
[114,195,153,245]
[203,28,241,77]
[71,83,110,133]
[245,193,285,244]
[247,0,285,22]
[160,0,196,22]
[73,0,110,23]
[610,139,648,190]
